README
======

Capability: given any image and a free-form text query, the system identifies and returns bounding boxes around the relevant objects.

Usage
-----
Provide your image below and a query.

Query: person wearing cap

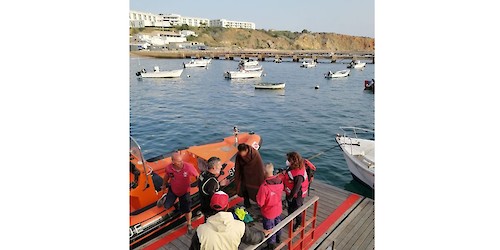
[157,151,199,233]
[198,156,230,221]
[189,191,271,250]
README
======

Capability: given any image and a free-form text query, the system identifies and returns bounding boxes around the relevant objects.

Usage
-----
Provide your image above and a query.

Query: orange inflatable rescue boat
[129,128,262,248]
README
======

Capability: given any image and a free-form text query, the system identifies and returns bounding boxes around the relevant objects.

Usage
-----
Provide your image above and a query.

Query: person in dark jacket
[198,156,230,221]
[189,191,271,250]
[234,143,265,208]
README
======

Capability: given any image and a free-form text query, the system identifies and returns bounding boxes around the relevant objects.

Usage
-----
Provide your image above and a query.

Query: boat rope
[306,145,339,160]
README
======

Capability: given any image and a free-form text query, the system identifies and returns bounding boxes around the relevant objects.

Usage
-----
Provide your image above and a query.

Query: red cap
[210,191,229,211]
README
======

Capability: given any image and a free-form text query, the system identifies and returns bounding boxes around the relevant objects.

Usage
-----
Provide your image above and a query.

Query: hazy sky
[129,0,374,38]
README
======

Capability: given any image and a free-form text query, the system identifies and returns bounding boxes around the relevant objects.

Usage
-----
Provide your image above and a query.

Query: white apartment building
[129,10,168,28]
[209,19,256,30]
[129,11,256,30]
[159,13,181,26]
[179,16,210,27]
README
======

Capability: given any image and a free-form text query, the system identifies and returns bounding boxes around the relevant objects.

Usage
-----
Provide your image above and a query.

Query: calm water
[130,56,374,198]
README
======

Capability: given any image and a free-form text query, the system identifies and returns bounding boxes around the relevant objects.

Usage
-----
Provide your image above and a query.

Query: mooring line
[307,145,339,160]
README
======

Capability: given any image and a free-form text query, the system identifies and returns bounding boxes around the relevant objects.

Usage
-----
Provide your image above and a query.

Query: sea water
[130,56,375,198]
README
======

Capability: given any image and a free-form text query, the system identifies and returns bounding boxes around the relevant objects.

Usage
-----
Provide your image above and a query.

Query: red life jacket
[284,168,309,198]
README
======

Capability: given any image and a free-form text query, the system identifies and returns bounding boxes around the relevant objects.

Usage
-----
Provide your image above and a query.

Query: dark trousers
[243,189,251,208]
[287,197,303,228]
[263,215,282,244]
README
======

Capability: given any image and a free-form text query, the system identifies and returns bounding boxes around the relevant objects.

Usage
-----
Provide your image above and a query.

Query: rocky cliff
[132,27,374,51]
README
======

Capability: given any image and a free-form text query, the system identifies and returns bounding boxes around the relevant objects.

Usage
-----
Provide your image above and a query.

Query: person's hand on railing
[263,229,273,237]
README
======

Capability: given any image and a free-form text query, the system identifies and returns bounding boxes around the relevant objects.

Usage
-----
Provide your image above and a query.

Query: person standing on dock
[234,143,265,208]
[198,156,230,221]
[157,151,199,233]
[283,152,309,232]
[256,163,284,249]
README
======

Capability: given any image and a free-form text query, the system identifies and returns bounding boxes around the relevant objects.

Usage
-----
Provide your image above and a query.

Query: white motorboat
[136,66,183,78]
[325,69,350,78]
[224,69,263,79]
[335,127,375,189]
[183,58,212,68]
[239,59,259,67]
[241,64,263,71]
[301,59,317,68]
[347,60,367,69]
[254,82,285,89]
[237,60,263,71]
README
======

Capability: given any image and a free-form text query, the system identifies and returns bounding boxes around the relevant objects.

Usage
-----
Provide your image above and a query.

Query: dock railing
[245,196,319,250]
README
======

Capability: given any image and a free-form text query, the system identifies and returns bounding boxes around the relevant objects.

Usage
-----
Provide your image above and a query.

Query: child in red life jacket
[283,152,309,232]
[256,163,284,249]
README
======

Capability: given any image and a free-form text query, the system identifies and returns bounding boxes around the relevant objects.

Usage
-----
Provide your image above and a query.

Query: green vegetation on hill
[131,27,374,51]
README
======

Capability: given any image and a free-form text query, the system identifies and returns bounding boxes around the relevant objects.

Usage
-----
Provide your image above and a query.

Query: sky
[129,0,374,38]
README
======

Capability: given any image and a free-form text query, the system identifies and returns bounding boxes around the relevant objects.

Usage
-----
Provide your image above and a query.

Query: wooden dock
[135,181,374,250]
[131,50,374,64]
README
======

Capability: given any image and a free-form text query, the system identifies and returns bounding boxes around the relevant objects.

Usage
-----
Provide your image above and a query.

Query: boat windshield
[130,137,147,184]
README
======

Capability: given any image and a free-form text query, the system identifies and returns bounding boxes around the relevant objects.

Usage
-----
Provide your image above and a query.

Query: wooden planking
[361,235,374,250]
[316,198,374,250]
[335,200,372,249]
[315,198,369,249]
[349,210,374,249]
[337,200,374,249]
[349,201,374,249]
[141,181,371,250]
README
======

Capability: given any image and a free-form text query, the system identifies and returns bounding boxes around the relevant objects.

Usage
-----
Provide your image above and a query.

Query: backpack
[304,159,317,185]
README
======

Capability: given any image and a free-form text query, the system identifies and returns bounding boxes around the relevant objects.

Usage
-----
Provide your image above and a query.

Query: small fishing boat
[254,82,286,89]
[301,59,317,68]
[364,79,375,92]
[325,69,350,78]
[183,58,212,68]
[239,59,259,67]
[136,66,183,78]
[335,127,375,189]
[347,60,366,69]
[130,128,262,248]
[224,69,263,79]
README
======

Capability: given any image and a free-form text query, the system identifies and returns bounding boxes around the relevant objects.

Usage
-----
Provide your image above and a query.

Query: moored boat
[254,82,286,89]
[364,79,375,92]
[300,59,317,68]
[136,66,183,78]
[130,128,262,248]
[335,127,375,189]
[239,59,259,67]
[183,58,212,68]
[224,69,263,79]
[347,60,366,69]
[325,69,350,78]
